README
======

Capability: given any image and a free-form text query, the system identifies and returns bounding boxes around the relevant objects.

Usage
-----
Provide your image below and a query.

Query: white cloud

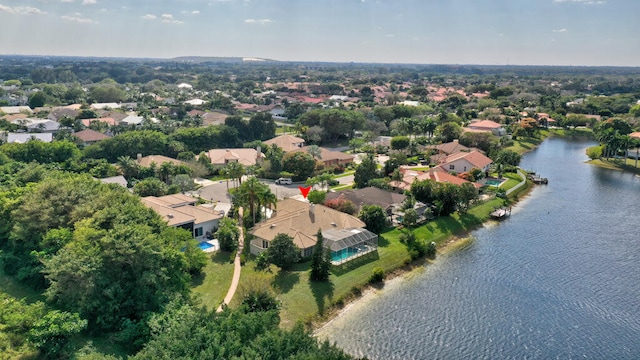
[192,10,200,14]
[244,18,273,24]
[0,4,46,15]
[61,0,74,3]
[82,0,97,5]
[61,13,97,24]
[142,14,156,20]
[552,28,567,32]
[161,14,183,24]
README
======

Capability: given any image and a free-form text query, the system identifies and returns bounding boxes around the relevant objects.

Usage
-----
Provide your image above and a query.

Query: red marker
[299,186,311,199]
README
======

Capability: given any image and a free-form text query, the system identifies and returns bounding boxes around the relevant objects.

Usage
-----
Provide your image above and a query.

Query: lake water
[316,137,640,359]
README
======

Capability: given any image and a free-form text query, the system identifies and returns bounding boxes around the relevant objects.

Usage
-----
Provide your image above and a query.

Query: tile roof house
[325,187,406,213]
[629,132,640,140]
[81,117,117,127]
[390,166,482,191]
[250,198,367,258]
[73,129,111,145]
[48,108,80,121]
[439,150,493,174]
[136,155,185,168]
[141,194,223,240]
[11,118,60,133]
[465,120,505,136]
[0,106,33,115]
[120,114,144,126]
[90,103,121,110]
[206,148,264,167]
[98,175,129,188]
[290,146,354,167]
[264,134,305,152]
[5,132,53,143]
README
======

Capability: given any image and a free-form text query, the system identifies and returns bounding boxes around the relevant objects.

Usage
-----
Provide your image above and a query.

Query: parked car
[275,177,292,185]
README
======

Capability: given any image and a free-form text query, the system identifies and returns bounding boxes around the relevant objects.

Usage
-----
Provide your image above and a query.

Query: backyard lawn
[191,251,236,310]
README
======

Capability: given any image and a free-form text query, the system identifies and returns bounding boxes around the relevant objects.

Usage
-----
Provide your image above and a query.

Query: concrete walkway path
[217,208,244,312]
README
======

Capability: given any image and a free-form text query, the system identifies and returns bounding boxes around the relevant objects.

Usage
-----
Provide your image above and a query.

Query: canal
[316,137,640,359]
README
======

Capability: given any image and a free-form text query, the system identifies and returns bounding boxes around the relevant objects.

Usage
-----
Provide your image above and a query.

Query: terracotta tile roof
[390,166,482,190]
[441,150,493,169]
[427,141,471,155]
[468,120,503,129]
[73,129,110,142]
[81,117,117,127]
[250,198,365,250]
[326,187,406,210]
[629,132,640,139]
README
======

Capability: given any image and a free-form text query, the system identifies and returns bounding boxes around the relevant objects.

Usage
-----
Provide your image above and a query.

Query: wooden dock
[490,207,511,219]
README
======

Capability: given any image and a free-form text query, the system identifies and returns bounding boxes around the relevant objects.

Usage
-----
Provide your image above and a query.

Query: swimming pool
[485,179,503,186]
[332,248,360,263]
[198,242,214,250]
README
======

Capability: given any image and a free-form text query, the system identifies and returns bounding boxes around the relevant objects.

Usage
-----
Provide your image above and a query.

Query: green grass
[190,251,236,310]
[233,196,509,330]
[333,170,355,178]
[587,158,640,175]
[500,172,524,191]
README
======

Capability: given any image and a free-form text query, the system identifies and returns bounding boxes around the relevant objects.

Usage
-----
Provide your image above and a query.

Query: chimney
[453,139,458,143]
[137,153,142,160]
[309,203,315,222]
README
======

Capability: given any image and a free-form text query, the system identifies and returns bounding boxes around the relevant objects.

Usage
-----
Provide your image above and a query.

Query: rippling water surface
[317,138,640,359]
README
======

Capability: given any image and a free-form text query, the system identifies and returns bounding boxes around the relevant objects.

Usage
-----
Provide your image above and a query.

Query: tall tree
[354,153,378,188]
[310,230,332,282]
[268,233,300,270]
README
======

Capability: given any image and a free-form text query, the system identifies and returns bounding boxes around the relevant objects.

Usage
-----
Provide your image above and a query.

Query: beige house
[439,150,493,174]
[141,194,223,241]
[465,120,505,136]
[250,198,368,258]
[206,148,264,167]
[264,134,305,152]
[136,155,185,168]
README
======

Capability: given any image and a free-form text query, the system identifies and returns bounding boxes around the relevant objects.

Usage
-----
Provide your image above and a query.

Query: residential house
[290,146,354,167]
[81,117,117,127]
[0,106,33,115]
[264,134,305,152]
[390,166,482,192]
[73,129,111,145]
[11,118,60,133]
[270,105,285,117]
[465,120,505,136]
[120,114,144,126]
[425,140,476,164]
[136,154,186,168]
[48,108,79,122]
[184,99,206,106]
[90,103,121,110]
[98,175,128,188]
[141,194,223,240]
[439,150,493,174]
[5,132,53,143]
[325,186,406,214]
[206,148,264,167]
[250,198,371,258]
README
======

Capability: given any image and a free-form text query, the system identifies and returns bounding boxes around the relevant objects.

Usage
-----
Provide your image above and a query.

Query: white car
[275,177,292,185]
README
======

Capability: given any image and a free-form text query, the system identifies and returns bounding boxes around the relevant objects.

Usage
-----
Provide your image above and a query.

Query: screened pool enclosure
[322,228,378,266]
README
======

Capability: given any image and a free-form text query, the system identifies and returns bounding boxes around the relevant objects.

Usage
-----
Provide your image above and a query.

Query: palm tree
[236,177,266,225]
[307,145,322,160]
[117,155,139,179]
[258,186,277,220]
[158,162,175,184]
[226,161,245,187]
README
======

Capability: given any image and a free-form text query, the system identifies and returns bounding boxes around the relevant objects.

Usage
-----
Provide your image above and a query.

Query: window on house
[449,165,455,170]
[194,227,203,237]
[464,166,467,171]
[262,240,269,249]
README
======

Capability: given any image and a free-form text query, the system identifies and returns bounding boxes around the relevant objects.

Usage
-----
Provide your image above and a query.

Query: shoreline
[312,183,536,334]
[310,134,552,334]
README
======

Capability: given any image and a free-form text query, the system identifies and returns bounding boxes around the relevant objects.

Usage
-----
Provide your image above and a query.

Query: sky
[0,0,638,66]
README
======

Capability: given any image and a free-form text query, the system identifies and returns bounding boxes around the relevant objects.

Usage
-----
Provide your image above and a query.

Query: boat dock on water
[490,207,511,219]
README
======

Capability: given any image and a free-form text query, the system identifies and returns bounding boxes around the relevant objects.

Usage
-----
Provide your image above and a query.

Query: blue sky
[0,0,638,66]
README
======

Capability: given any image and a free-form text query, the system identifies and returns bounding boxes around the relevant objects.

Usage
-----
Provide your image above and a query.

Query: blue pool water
[332,248,359,262]
[485,178,502,186]
[198,242,214,250]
